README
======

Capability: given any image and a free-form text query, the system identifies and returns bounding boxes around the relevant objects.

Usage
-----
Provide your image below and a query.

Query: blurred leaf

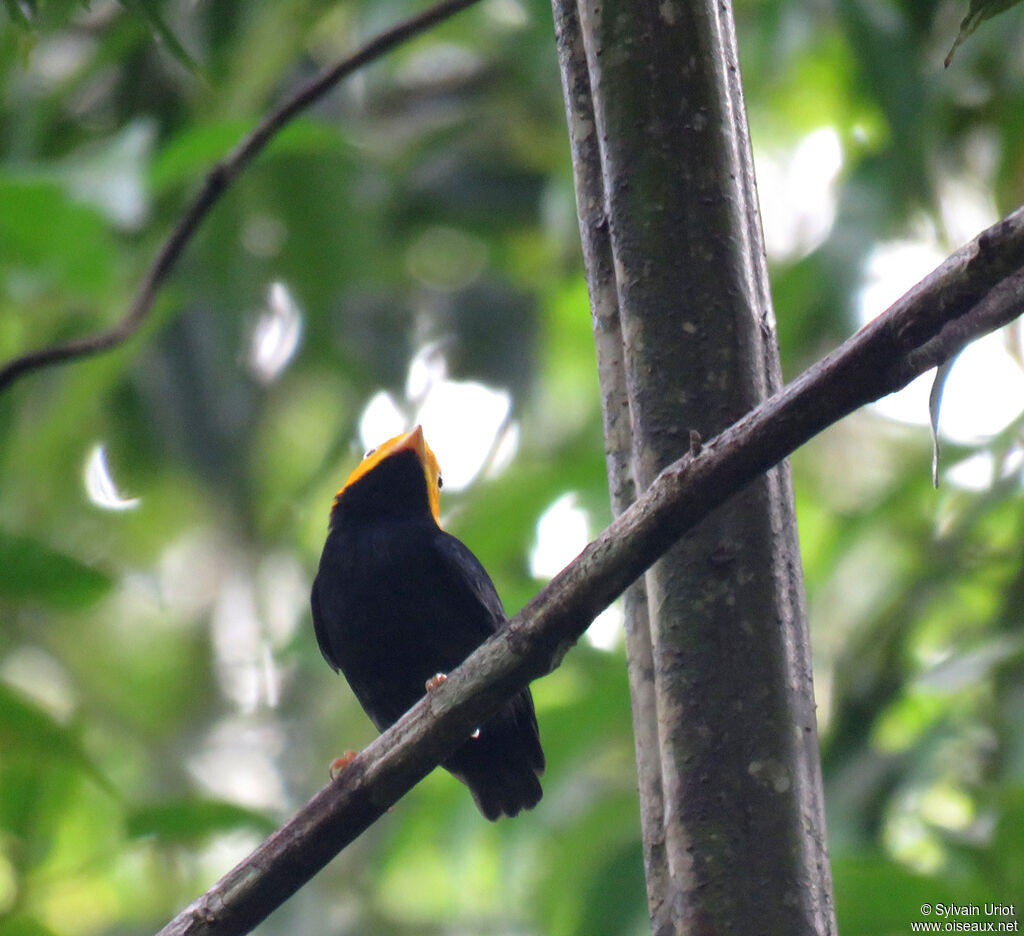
[989,786,1024,894]
[116,0,198,72]
[149,119,345,193]
[575,839,648,936]
[0,177,117,299]
[536,790,645,936]
[3,0,33,27]
[1,0,88,31]
[0,530,112,609]
[945,0,1023,65]
[0,917,61,936]
[917,634,1023,692]
[833,854,990,935]
[0,683,113,793]
[126,798,277,844]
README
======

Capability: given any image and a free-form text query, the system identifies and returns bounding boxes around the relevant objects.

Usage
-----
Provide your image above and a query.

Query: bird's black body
[312,438,544,820]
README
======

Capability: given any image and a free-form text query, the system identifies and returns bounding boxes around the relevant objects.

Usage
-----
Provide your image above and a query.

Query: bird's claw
[425,672,448,691]
[329,750,358,780]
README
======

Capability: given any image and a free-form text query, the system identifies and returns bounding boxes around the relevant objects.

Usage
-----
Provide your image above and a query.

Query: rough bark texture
[553,1,670,910]
[553,1,836,932]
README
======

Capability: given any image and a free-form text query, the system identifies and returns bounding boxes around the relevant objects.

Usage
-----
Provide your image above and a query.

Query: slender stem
[0,0,484,394]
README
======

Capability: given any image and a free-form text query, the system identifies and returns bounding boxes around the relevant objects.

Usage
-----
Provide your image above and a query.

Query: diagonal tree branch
[0,0,484,395]
[157,206,1024,936]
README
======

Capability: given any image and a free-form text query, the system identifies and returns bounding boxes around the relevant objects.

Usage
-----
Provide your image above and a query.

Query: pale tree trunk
[553,2,838,933]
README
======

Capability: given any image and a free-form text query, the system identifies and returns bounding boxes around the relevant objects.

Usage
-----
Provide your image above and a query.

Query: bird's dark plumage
[311,427,544,820]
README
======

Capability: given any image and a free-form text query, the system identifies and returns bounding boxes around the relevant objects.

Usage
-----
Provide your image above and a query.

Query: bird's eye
[363,447,377,459]
[437,475,443,490]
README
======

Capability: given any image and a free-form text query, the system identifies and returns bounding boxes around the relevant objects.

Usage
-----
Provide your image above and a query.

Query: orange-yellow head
[334,425,442,524]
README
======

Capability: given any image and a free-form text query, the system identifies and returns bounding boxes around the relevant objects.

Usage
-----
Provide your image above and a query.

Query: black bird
[311,425,544,819]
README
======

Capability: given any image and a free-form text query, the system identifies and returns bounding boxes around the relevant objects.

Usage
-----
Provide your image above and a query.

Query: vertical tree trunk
[552,4,671,912]
[553,2,837,933]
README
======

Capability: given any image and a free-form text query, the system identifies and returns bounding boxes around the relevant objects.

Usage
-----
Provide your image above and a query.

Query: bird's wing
[431,530,507,637]
[310,572,342,673]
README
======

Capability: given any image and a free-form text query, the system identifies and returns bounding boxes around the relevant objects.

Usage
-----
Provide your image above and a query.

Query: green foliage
[1,1,1023,934]
[0,684,111,789]
[833,854,990,934]
[1,1,85,33]
[115,0,196,72]
[0,532,111,609]
[125,798,278,843]
[0,178,117,300]
[3,0,195,70]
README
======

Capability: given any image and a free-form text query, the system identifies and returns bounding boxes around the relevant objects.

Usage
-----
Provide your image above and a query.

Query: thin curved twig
[156,205,1024,936]
[0,0,484,394]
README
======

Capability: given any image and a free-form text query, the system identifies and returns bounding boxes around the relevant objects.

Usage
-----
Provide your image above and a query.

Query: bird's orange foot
[329,750,358,780]
[425,672,448,691]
